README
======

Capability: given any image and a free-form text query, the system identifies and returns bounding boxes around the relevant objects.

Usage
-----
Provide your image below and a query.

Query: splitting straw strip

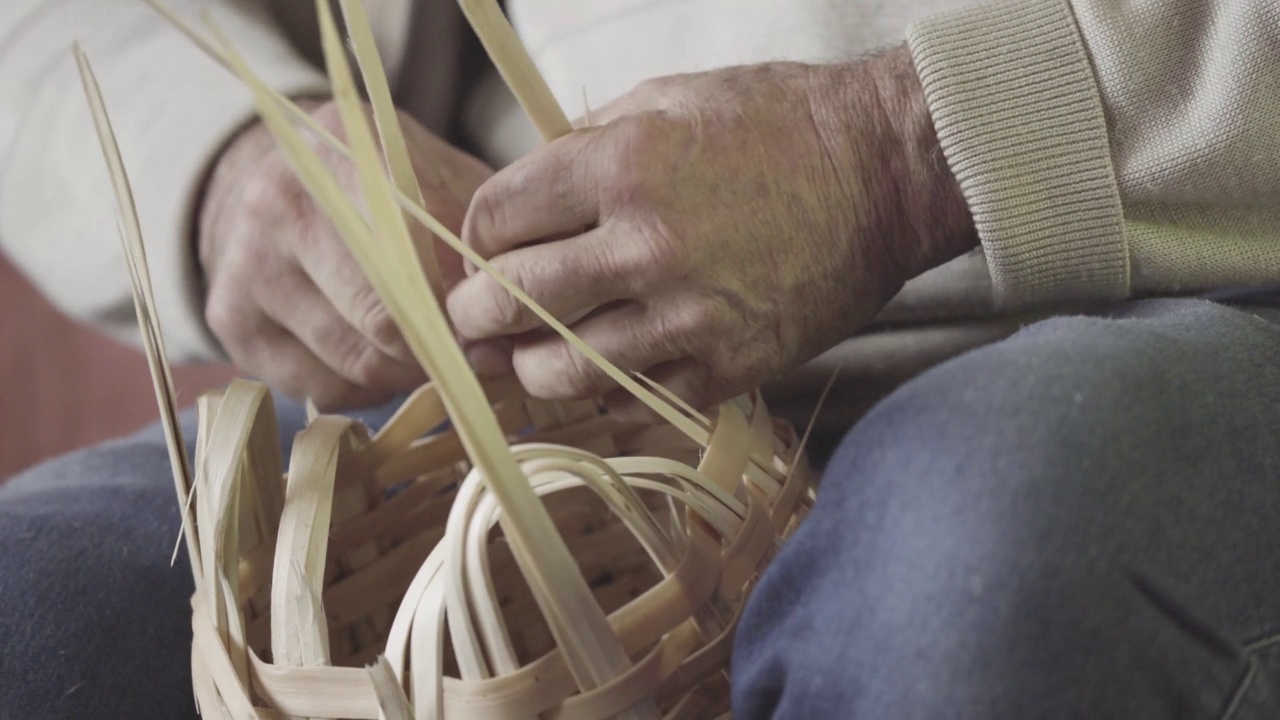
[338,0,444,296]
[142,0,793,487]
[633,372,711,430]
[73,44,201,576]
[207,7,656,714]
[140,0,712,456]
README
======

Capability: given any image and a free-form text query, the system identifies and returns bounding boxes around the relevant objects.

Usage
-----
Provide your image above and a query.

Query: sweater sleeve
[0,0,327,361]
[906,0,1280,308]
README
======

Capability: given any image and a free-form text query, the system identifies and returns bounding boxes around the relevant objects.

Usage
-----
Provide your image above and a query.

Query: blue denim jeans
[3,298,1279,718]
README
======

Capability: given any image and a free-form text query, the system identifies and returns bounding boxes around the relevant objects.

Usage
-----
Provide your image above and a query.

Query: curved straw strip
[210,5,656,715]
[197,381,283,688]
[166,379,791,717]
[234,450,775,719]
[457,450,684,677]
[271,416,367,667]
[369,656,415,720]
[83,4,816,718]
[402,459,767,717]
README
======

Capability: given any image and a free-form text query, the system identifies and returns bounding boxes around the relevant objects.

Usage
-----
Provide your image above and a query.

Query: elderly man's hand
[449,45,975,418]
[198,101,492,410]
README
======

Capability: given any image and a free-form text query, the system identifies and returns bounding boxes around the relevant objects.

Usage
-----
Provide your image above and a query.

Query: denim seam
[1219,633,1280,720]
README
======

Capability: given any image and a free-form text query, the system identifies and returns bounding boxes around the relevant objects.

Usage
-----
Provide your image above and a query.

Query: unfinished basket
[75,0,819,717]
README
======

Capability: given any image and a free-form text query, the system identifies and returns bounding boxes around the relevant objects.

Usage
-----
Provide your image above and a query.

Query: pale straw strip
[368,657,415,720]
[271,417,357,667]
[211,6,656,715]
[338,0,445,295]
[633,372,711,430]
[139,0,712,450]
[456,0,574,140]
[72,44,200,576]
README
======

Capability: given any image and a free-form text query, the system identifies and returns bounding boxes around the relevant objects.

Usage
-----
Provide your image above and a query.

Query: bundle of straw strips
[75,1,818,717]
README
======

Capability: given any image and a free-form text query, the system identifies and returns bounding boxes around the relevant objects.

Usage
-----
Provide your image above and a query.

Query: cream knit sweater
[1,0,1277,363]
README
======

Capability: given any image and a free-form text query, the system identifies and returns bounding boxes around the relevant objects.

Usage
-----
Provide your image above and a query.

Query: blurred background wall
[0,254,234,479]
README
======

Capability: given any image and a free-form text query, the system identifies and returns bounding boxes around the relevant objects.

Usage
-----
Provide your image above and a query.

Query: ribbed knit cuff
[907,0,1128,308]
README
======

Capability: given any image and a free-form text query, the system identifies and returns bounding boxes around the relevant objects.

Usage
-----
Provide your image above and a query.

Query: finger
[511,302,684,400]
[463,128,603,260]
[405,140,490,294]
[228,314,397,411]
[288,220,418,364]
[309,101,480,295]
[447,224,653,340]
[603,359,726,424]
[463,337,515,377]
[260,269,427,393]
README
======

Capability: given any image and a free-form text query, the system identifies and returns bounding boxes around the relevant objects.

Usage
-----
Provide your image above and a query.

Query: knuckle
[635,217,686,278]
[560,349,600,398]
[644,307,688,357]
[221,231,274,278]
[479,260,530,333]
[549,345,599,399]
[595,116,667,211]
[311,310,391,388]
[516,342,596,400]
[606,117,651,166]
[669,295,720,345]
[351,286,401,350]
[334,335,388,387]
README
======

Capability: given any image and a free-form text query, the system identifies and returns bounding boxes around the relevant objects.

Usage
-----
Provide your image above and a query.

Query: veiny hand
[199,100,492,410]
[449,45,976,419]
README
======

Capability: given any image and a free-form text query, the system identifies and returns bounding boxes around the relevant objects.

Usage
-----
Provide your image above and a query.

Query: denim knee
[0,439,198,719]
[732,301,1280,718]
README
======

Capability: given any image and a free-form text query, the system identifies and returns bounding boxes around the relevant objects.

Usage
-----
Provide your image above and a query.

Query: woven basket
[185,377,812,718]
[73,0,820,716]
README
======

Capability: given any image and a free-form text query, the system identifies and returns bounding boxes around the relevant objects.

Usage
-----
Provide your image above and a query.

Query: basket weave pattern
[70,0,821,715]
[189,378,812,718]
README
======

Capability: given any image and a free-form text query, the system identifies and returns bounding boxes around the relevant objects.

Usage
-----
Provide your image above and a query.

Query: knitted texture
[911,0,1280,306]
[908,0,1128,308]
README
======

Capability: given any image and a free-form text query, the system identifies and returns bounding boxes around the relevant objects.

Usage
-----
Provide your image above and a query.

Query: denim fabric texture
[3,299,1279,719]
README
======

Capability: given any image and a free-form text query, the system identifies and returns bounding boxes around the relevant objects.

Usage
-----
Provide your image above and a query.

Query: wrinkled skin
[450,48,974,419]
[198,101,492,409]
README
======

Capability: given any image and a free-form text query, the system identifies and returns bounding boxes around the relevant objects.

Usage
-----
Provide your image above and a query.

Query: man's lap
[3,297,1277,718]
[734,298,1280,718]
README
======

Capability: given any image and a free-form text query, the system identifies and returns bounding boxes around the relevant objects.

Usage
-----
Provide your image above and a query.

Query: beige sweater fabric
[1,0,1277,363]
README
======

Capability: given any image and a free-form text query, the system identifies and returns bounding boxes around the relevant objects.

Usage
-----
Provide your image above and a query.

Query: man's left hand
[449,45,976,419]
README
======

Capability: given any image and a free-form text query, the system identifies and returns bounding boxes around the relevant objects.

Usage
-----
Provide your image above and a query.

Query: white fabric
[0,0,1276,361]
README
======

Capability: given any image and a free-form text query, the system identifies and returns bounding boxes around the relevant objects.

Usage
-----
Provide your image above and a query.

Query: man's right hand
[197,101,492,410]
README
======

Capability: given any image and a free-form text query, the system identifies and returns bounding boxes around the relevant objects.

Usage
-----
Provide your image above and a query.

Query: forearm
[806,45,978,294]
